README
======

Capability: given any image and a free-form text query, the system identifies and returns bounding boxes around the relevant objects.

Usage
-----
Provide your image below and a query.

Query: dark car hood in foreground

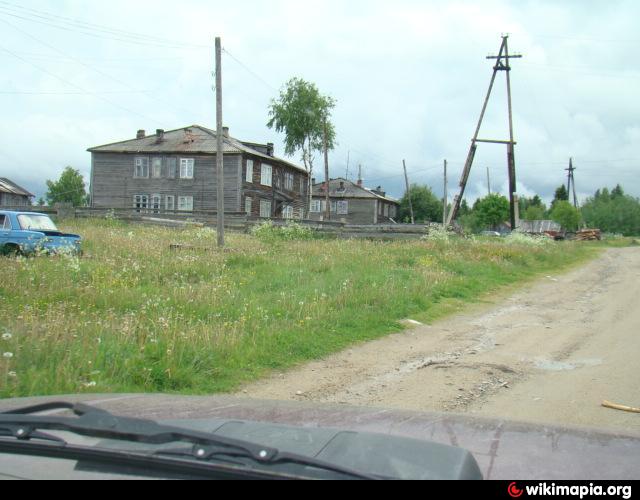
[0,394,638,480]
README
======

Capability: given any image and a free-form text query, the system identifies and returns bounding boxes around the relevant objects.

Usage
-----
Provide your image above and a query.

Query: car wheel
[1,244,23,257]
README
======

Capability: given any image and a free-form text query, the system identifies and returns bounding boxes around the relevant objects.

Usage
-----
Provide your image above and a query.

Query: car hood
[0,394,638,480]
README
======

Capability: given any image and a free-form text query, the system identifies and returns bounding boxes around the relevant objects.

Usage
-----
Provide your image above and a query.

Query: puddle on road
[533,358,603,371]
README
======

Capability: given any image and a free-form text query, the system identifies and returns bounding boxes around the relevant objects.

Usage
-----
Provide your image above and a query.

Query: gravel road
[238,247,640,432]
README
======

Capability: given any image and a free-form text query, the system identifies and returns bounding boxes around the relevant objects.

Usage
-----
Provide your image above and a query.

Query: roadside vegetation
[0,219,613,398]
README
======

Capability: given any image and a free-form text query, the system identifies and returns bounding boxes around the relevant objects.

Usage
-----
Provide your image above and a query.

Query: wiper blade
[0,402,378,480]
[0,402,278,462]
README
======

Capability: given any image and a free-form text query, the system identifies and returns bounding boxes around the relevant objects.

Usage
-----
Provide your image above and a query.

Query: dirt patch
[237,248,640,432]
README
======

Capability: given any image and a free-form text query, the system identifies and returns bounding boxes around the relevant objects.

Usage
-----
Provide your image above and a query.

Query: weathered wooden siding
[309,198,378,224]
[241,155,308,219]
[91,152,241,211]
[0,193,32,208]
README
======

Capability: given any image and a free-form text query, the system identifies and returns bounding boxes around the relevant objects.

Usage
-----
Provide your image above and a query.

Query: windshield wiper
[0,402,377,480]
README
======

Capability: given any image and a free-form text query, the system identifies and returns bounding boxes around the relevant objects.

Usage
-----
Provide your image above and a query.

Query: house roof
[87,125,307,174]
[312,178,400,205]
[0,178,34,197]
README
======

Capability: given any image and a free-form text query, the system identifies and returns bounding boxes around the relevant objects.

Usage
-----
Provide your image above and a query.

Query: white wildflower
[1,333,12,341]
[3,352,14,359]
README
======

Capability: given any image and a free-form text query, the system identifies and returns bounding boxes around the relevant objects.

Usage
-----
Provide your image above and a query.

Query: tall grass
[0,219,598,398]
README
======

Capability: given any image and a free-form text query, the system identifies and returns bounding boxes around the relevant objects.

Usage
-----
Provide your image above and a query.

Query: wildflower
[1,333,11,341]
[3,352,13,359]
[83,381,97,388]
[8,372,17,378]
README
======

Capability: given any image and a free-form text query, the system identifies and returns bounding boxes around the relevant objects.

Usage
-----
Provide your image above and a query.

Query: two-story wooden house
[88,125,308,219]
[309,178,400,224]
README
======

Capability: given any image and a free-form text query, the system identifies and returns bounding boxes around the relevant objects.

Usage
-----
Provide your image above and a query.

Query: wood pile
[575,229,602,241]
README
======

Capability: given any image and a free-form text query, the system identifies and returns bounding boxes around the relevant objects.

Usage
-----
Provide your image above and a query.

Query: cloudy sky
[0,0,638,205]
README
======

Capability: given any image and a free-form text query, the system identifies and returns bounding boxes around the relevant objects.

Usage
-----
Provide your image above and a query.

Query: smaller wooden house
[310,178,400,225]
[0,178,34,208]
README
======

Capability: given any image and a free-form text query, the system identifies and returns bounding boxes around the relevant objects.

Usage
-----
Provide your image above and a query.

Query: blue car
[0,211,81,256]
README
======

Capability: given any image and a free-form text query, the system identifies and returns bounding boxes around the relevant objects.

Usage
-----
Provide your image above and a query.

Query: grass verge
[0,220,615,398]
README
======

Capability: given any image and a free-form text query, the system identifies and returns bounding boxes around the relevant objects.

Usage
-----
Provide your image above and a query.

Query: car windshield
[17,215,58,232]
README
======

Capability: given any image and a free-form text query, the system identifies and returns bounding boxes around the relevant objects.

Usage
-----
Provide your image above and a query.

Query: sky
[0,0,638,205]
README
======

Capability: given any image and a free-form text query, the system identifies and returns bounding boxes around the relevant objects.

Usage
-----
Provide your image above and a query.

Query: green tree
[524,205,546,221]
[400,184,442,223]
[267,78,336,215]
[45,167,87,207]
[473,194,510,231]
[582,186,640,236]
[550,201,581,231]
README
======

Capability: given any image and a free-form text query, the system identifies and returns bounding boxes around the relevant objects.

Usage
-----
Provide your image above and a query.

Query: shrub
[251,220,316,243]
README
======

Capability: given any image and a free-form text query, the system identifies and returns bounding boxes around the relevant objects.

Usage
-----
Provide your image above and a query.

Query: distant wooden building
[0,178,34,208]
[88,126,308,219]
[310,178,400,225]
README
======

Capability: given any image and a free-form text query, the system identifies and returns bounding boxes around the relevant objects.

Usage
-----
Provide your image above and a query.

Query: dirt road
[238,247,640,432]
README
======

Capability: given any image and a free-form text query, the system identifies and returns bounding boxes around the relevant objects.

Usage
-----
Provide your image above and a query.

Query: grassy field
[0,219,606,398]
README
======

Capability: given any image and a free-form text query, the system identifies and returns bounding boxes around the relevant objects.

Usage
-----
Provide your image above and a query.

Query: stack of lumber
[575,229,602,241]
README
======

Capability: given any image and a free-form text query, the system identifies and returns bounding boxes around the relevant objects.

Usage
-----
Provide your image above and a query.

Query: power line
[0,43,165,125]
[0,1,209,50]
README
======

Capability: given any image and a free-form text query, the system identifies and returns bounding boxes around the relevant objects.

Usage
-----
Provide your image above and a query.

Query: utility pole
[443,160,448,226]
[215,37,224,248]
[487,167,492,196]
[566,158,578,209]
[323,119,331,221]
[403,159,415,224]
[345,151,350,180]
[447,35,522,229]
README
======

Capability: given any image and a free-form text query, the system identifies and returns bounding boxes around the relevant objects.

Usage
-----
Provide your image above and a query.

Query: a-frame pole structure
[566,158,578,209]
[447,35,522,229]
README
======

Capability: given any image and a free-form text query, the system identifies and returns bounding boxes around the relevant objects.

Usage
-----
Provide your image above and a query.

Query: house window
[310,200,322,213]
[134,158,149,178]
[151,194,161,213]
[180,159,195,179]
[167,158,177,179]
[165,195,175,211]
[151,158,163,178]
[261,164,272,187]
[246,160,254,183]
[134,194,149,212]
[282,205,294,219]
[178,196,194,212]
[284,172,294,191]
[245,197,253,215]
[337,201,349,215]
[260,200,272,218]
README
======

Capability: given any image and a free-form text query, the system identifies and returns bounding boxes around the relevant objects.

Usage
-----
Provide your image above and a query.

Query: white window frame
[337,200,349,215]
[180,159,195,179]
[151,193,162,213]
[259,200,272,218]
[167,158,177,179]
[261,164,272,187]
[134,157,149,179]
[245,197,253,215]
[178,196,194,212]
[246,160,254,183]
[310,200,322,213]
[282,205,294,219]
[284,172,294,191]
[151,158,163,179]
[165,195,175,211]
[134,194,149,212]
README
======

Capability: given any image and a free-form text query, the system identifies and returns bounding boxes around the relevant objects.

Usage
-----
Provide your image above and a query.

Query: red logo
[508,483,524,498]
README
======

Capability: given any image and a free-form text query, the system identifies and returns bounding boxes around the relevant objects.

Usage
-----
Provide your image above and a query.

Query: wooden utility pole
[403,159,415,224]
[487,167,492,196]
[215,37,224,247]
[443,160,448,226]
[323,119,331,221]
[447,35,522,229]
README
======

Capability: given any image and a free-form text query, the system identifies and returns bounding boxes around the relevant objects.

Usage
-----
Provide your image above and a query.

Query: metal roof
[88,125,307,174]
[312,178,399,204]
[0,178,34,197]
